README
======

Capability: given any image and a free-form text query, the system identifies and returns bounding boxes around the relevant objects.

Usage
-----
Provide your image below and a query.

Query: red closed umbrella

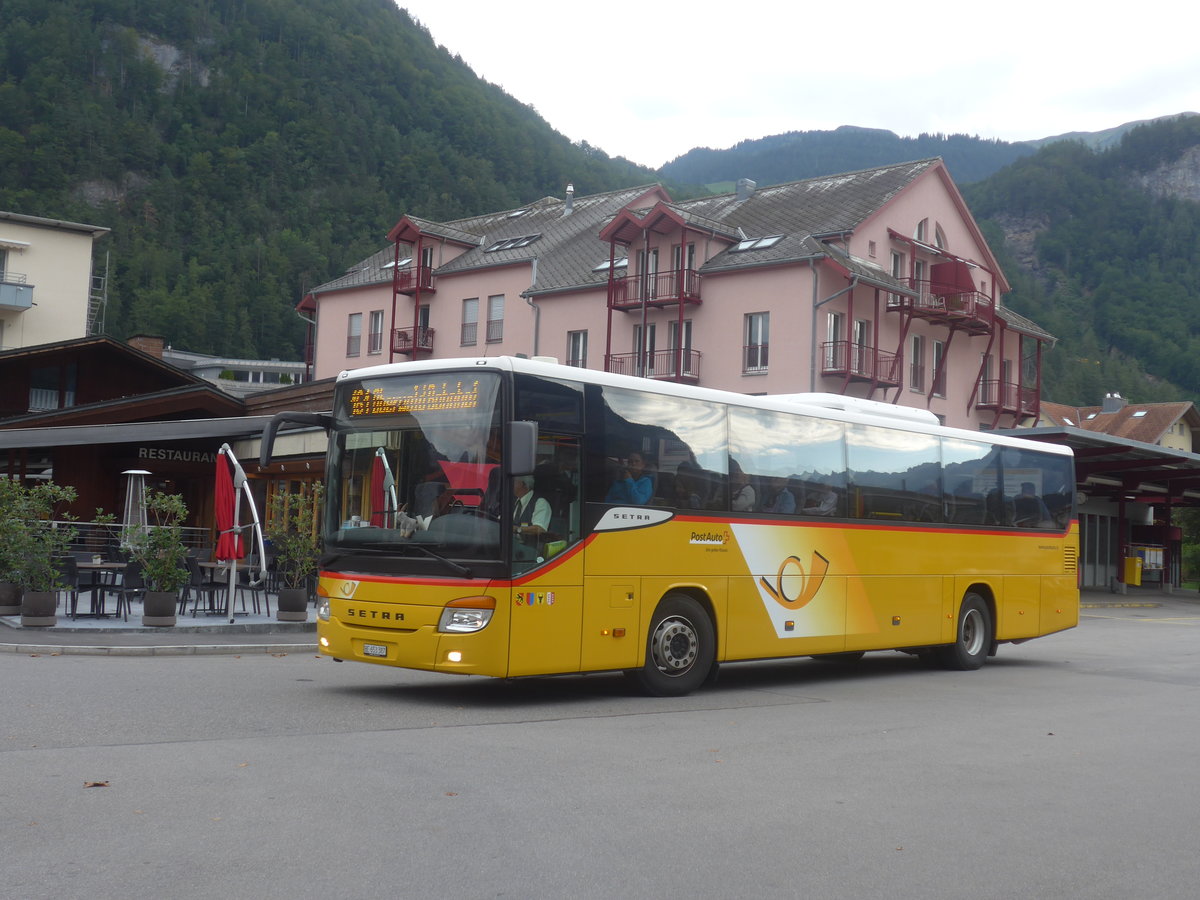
[215,452,244,561]
[369,454,387,527]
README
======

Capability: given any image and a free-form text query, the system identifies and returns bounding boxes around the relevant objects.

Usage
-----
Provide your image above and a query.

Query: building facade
[303,160,1054,431]
[0,211,110,350]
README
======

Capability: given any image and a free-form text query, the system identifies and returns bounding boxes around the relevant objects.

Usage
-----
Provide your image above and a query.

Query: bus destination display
[348,381,483,417]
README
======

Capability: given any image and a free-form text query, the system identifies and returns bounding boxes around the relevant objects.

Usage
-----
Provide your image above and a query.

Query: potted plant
[14,482,78,627]
[266,483,323,622]
[0,476,27,615]
[124,489,190,627]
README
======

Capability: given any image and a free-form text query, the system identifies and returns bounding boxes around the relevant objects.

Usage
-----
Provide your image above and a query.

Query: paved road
[3,597,1199,899]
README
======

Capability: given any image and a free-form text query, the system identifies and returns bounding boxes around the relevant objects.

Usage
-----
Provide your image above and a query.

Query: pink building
[302,159,1052,430]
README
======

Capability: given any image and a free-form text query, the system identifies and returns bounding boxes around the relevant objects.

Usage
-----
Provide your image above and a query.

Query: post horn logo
[759,551,830,610]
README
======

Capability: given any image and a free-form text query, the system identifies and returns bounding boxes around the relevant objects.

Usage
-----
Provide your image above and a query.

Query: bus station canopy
[1012,426,1200,508]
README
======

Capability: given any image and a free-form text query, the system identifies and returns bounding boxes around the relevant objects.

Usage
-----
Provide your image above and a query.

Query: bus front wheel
[630,594,715,697]
[935,593,992,670]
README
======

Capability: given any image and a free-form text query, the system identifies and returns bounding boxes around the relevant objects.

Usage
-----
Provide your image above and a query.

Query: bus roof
[338,356,1073,457]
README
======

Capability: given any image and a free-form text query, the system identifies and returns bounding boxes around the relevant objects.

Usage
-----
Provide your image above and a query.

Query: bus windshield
[326,372,503,564]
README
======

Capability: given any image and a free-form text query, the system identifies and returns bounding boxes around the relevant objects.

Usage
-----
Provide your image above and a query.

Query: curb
[1,641,318,657]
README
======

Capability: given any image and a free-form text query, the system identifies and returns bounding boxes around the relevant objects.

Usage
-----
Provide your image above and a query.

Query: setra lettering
[345,607,404,621]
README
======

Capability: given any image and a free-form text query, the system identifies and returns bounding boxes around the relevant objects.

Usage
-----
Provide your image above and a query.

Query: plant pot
[142,590,178,627]
[20,590,56,627]
[0,581,21,616]
[276,587,309,622]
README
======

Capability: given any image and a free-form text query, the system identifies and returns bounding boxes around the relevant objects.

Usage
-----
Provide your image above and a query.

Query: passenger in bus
[1013,481,1052,527]
[512,475,552,544]
[606,451,654,505]
[730,462,756,512]
[671,462,704,509]
[801,484,837,516]
[761,477,797,514]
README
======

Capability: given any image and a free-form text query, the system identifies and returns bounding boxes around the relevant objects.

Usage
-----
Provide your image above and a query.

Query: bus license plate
[362,643,388,658]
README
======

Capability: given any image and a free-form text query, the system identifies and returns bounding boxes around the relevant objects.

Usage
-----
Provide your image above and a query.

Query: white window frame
[567,330,587,367]
[346,312,362,357]
[367,310,384,355]
[461,298,479,346]
[486,294,504,343]
[744,312,769,374]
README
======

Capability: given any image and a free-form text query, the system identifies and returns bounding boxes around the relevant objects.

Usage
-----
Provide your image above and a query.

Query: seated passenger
[801,484,837,516]
[1012,481,1052,527]
[762,477,797,514]
[730,463,756,512]
[605,451,654,505]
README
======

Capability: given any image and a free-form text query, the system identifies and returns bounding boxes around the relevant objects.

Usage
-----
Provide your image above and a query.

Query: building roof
[0,210,110,237]
[310,185,665,298]
[310,159,1054,342]
[313,161,946,301]
[1040,398,1198,444]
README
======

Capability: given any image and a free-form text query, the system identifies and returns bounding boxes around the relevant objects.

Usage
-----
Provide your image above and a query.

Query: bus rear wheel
[631,594,715,697]
[934,592,992,670]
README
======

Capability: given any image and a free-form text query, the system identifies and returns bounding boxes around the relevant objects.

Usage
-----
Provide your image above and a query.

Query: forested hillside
[964,115,1200,406]
[0,0,653,358]
[659,126,1035,188]
[4,1,1199,411]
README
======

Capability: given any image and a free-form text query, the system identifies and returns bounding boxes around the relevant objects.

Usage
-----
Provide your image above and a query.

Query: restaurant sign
[137,447,219,464]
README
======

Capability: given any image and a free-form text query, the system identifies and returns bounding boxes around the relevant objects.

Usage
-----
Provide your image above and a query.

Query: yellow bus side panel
[1040,574,1080,635]
[508,550,585,676]
[580,578,643,671]
[998,576,1042,639]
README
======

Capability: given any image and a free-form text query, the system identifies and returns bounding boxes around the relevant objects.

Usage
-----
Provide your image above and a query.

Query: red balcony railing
[821,341,901,386]
[392,326,435,355]
[606,348,701,382]
[976,379,1038,415]
[886,280,993,335]
[394,265,434,295]
[609,269,702,310]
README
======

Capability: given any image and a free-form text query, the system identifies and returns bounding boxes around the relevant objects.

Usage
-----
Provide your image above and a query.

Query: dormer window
[593,256,629,272]
[485,234,541,252]
[731,234,784,252]
[1132,410,1148,417]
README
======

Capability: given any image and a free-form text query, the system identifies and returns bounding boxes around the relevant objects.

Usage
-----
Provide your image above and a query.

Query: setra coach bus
[260,355,1078,695]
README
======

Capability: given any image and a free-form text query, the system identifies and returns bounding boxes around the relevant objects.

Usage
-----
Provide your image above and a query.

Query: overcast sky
[398,1,1200,170]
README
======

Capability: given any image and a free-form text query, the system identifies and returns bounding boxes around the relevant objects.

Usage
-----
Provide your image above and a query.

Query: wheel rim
[961,606,985,656]
[649,615,698,677]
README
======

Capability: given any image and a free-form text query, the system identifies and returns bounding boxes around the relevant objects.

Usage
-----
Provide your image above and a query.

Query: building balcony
[609,269,702,311]
[821,341,901,387]
[886,280,993,335]
[392,325,435,356]
[394,265,434,295]
[976,379,1038,416]
[606,348,701,383]
[0,273,33,311]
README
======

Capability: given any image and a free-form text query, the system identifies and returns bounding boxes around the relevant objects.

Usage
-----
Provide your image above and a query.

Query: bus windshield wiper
[321,544,472,577]
[407,544,473,577]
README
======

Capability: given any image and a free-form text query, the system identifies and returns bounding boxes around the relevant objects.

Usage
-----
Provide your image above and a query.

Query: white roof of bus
[339,356,1073,458]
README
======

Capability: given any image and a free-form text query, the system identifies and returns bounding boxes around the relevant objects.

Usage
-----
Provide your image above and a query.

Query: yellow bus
[261,356,1078,695]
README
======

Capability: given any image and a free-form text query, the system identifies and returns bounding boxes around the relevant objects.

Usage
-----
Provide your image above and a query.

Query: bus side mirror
[259,411,332,467]
[505,421,537,476]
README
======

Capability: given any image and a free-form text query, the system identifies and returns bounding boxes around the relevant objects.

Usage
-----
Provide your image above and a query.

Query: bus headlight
[438,596,497,633]
[317,597,331,621]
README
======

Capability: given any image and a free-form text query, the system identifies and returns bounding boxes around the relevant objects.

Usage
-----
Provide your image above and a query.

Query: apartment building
[304,159,1053,430]
[0,211,110,350]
